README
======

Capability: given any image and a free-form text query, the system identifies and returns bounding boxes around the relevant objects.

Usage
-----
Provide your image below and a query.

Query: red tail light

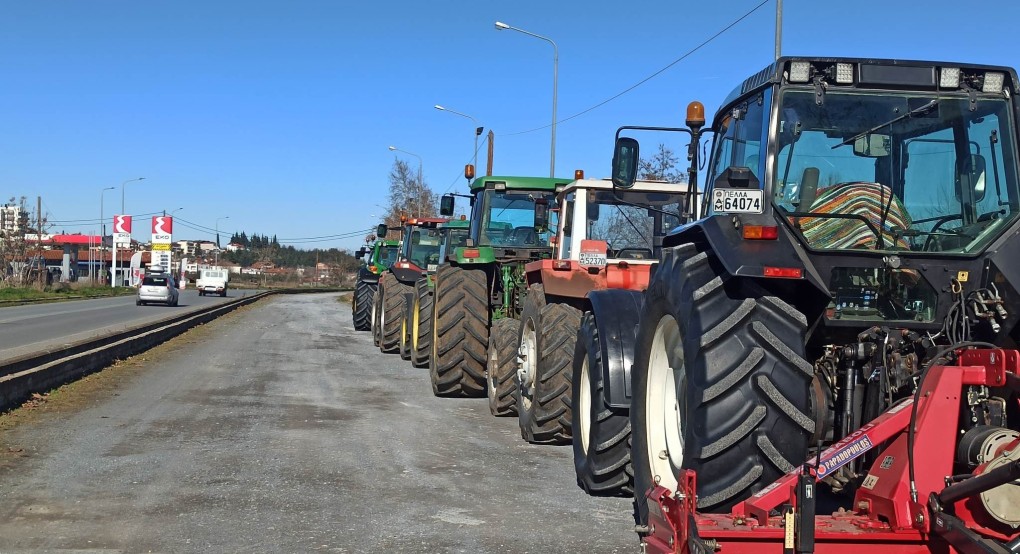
[743,225,779,240]
[463,249,480,259]
[764,266,803,278]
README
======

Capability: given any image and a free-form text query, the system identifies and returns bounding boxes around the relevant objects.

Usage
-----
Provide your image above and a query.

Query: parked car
[137,269,179,306]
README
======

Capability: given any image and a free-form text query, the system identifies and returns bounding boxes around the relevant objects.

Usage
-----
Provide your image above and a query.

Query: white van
[196,268,229,297]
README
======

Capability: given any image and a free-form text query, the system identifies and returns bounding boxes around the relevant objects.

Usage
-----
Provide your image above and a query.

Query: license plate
[427,264,438,272]
[713,188,764,214]
[578,239,608,268]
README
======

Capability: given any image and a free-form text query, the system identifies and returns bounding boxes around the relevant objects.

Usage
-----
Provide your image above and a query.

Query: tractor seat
[507,226,539,246]
[797,182,912,250]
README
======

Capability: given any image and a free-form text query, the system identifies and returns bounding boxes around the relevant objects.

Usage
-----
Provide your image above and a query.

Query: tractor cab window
[405,228,442,269]
[474,189,558,248]
[585,190,684,259]
[559,192,576,258]
[439,227,469,262]
[377,245,399,267]
[775,89,1020,254]
[706,94,766,216]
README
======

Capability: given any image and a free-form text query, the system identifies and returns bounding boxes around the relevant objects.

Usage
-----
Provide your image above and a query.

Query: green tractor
[408,218,471,368]
[430,168,571,399]
[372,218,447,354]
[351,238,400,332]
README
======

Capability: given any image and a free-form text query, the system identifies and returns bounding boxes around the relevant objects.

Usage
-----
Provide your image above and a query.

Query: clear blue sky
[2,0,1017,251]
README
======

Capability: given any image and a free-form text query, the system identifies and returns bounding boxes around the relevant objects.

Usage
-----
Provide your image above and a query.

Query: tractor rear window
[585,190,683,259]
[775,89,1020,254]
[406,229,442,268]
[143,276,168,286]
[475,190,558,248]
[377,246,399,266]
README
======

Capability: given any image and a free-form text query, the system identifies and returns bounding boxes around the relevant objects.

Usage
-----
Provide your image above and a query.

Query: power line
[502,0,770,137]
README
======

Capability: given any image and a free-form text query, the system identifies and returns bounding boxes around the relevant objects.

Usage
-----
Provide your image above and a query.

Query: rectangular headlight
[939,67,960,88]
[983,72,1005,93]
[835,63,854,84]
[789,61,811,83]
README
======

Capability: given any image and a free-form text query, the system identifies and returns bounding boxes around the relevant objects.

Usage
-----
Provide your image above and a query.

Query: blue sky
[1,0,1017,251]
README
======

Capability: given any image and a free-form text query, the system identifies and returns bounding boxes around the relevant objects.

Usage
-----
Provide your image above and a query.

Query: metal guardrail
[0,289,345,411]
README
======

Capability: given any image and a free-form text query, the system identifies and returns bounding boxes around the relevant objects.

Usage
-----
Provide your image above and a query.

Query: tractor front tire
[631,244,814,527]
[572,312,633,496]
[378,273,411,353]
[487,317,520,417]
[518,299,581,444]
[430,265,489,397]
[411,278,433,368]
[352,280,375,331]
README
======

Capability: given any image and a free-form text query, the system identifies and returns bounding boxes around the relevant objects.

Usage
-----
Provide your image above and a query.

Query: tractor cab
[385,217,448,282]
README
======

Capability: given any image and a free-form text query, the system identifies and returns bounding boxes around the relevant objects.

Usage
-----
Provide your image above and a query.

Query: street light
[99,186,115,284]
[435,105,484,172]
[495,21,558,177]
[114,177,145,288]
[387,146,424,217]
[215,216,230,266]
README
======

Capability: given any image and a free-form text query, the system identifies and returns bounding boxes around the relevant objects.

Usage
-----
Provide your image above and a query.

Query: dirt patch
[336,292,353,304]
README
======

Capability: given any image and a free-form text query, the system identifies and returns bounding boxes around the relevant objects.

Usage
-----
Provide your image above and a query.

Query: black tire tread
[519,302,581,444]
[379,273,411,353]
[411,278,433,368]
[487,317,520,416]
[430,265,489,397]
[352,280,375,331]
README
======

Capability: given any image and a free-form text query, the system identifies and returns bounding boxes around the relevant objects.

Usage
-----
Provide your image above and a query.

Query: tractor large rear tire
[487,317,520,417]
[631,244,814,525]
[352,280,375,331]
[378,273,411,354]
[518,298,581,444]
[430,265,489,397]
[572,312,633,496]
[411,278,433,368]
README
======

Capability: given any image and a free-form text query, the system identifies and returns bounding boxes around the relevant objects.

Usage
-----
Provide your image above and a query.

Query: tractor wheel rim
[412,297,420,351]
[645,314,684,492]
[519,320,538,410]
[401,316,407,349]
[579,356,592,455]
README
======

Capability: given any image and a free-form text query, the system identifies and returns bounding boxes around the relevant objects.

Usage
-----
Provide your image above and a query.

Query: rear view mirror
[612,137,640,189]
[354,248,365,259]
[956,154,987,203]
[853,133,891,157]
[586,200,600,221]
[534,198,549,232]
[376,224,388,239]
[440,194,455,216]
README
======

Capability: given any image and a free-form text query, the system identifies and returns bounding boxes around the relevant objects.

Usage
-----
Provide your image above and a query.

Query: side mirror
[853,133,891,157]
[612,137,640,189]
[956,154,987,203]
[586,200,600,221]
[440,194,455,216]
[534,198,549,231]
[376,224,388,238]
[354,248,365,259]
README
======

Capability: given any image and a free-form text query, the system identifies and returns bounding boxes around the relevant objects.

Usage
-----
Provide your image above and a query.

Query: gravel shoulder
[0,292,638,553]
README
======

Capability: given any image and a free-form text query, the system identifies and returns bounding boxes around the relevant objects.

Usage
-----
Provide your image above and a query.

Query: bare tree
[0,196,43,287]
[381,159,438,237]
[638,143,687,183]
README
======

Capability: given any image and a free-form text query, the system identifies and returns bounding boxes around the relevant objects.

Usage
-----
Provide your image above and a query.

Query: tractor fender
[587,288,644,409]
[358,266,381,284]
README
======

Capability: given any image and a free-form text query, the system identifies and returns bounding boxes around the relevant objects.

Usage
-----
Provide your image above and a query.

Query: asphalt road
[0,292,638,553]
[0,288,261,361]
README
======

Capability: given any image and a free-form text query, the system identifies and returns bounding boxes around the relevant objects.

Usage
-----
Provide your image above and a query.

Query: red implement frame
[643,349,1020,554]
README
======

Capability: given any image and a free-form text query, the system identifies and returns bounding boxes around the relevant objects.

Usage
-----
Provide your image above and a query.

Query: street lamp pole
[99,186,115,284]
[434,105,483,171]
[215,216,229,266]
[495,21,558,177]
[115,177,145,288]
[387,146,424,217]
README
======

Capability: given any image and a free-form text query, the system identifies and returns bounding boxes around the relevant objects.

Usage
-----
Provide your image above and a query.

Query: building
[0,203,28,238]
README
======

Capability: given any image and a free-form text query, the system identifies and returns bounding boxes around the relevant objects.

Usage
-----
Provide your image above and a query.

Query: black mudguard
[358,266,381,285]
[587,288,644,409]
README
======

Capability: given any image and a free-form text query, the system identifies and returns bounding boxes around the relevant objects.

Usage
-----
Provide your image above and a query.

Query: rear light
[742,225,778,240]
[764,266,803,278]
[463,249,480,259]
[553,260,571,270]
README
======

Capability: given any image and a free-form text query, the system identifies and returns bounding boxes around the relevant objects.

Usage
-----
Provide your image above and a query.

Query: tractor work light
[494,181,507,191]
[789,61,811,83]
[939,67,961,88]
[983,72,1005,93]
[742,225,778,240]
[835,63,854,84]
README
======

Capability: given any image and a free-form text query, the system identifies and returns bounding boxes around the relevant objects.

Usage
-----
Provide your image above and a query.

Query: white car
[137,271,179,306]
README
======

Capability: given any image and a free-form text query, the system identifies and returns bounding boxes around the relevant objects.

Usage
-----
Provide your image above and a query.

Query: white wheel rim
[645,314,684,492]
[487,336,498,393]
[519,319,538,410]
[579,356,592,455]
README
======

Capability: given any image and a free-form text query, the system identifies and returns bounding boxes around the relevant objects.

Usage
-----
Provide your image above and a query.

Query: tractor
[351,238,400,332]
[407,217,471,369]
[430,168,570,398]
[614,57,1020,553]
[372,217,447,355]
[515,175,689,498]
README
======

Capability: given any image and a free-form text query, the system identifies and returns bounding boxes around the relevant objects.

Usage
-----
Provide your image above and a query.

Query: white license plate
[578,252,607,267]
[713,188,764,214]
[427,264,438,272]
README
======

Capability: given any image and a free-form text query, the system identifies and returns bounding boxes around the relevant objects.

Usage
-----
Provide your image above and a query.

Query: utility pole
[36,196,43,288]
[486,130,495,177]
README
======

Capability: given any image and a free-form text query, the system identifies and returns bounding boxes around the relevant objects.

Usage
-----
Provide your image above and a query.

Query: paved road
[0,293,638,553]
[0,289,261,361]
